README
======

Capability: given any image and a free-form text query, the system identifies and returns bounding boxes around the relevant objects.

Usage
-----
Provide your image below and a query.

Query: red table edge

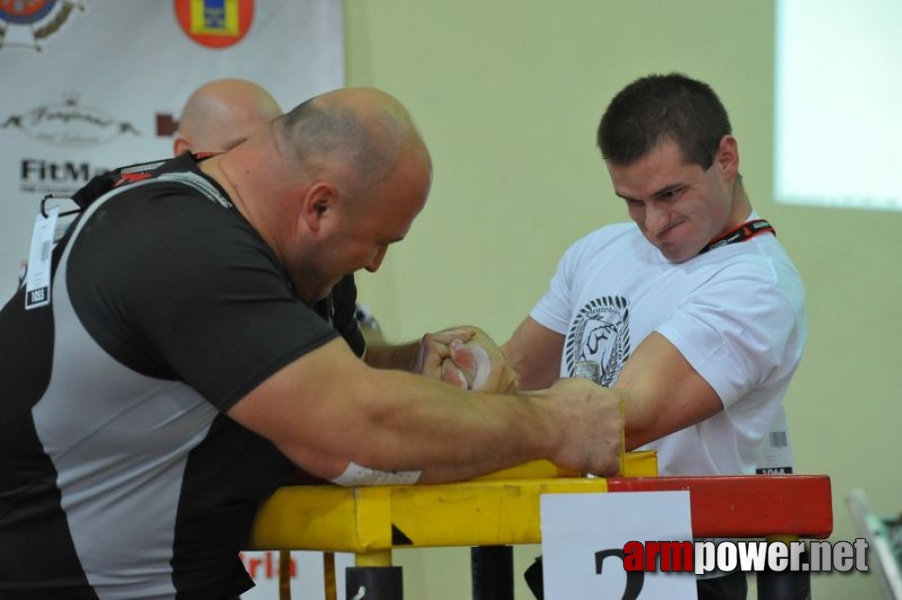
[605,475,833,539]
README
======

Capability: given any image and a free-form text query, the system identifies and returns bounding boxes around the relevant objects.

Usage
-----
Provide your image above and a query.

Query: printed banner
[239,551,355,599]
[0,2,343,598]
[0,0,344,299]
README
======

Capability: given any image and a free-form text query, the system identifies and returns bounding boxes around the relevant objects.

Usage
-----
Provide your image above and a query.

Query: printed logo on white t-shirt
[565,296,631,386]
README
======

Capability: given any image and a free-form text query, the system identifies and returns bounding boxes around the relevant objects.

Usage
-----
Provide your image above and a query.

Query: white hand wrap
[467,342,491,390]
[330,462,422,486]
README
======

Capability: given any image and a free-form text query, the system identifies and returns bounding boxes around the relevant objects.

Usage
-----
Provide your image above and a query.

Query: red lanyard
[698,219,775,255]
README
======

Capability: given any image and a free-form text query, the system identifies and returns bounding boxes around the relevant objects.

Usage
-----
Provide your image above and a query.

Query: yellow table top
[250,452,658,554]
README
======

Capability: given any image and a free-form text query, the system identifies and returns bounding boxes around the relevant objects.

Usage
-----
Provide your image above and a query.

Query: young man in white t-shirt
[503,73,808,600]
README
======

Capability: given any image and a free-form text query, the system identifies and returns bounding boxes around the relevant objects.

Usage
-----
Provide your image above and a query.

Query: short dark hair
[274,96,402,202]
[277,98,394,187]
[597,73,732,169]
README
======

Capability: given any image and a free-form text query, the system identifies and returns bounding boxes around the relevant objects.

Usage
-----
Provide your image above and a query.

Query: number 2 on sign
[596,549,645,600]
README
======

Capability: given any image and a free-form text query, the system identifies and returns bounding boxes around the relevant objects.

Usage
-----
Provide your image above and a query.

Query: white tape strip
[468,343,491,391]
[330,462,422,486]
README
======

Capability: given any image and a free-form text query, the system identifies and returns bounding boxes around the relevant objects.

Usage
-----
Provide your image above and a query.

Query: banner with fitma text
[0,0,344,300]
[0,2,345,598]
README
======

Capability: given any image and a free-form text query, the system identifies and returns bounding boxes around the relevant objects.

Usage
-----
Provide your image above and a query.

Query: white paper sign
[541,491,698,600]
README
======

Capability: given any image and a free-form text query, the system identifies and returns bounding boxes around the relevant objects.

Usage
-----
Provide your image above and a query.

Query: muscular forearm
[318,368,556,479]
[363,340,421,371]
[315,367,626,483]
[229,338,623,485]
[614,332,724,450]
[502,318,565,391]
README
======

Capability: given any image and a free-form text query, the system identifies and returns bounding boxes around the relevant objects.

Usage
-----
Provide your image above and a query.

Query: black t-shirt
[0,154,364,598]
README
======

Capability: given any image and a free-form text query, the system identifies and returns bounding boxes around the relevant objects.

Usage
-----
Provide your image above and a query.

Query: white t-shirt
[531,215,807,476]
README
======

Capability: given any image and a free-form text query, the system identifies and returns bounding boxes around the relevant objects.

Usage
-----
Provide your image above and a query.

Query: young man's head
[596,74,749,263]
[597,73,732,170]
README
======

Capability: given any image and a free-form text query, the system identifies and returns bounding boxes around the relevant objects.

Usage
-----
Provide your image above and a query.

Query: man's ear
[173,136,191,157]
[716,135,739,178]
[300,182,339,234]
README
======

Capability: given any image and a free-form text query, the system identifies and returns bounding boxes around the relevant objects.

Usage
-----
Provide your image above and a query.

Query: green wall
[344,1,902,597]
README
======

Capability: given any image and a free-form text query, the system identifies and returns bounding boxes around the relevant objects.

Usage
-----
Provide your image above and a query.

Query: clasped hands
[416,326,518,393]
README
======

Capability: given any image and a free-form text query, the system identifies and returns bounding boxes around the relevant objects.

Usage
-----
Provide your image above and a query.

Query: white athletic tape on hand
[467,343,491,391]
[330,462,422,486]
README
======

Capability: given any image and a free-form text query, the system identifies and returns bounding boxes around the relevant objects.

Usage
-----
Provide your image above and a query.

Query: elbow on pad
[330,462,422,486]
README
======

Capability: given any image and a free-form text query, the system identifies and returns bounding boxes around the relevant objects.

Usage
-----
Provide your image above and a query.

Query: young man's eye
[661,187,684,200]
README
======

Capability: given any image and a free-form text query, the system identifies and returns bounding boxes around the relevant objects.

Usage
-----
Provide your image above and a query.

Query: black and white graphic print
[564,296,631,386]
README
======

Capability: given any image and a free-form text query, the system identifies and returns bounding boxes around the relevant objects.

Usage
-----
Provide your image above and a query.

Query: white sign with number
[541,491,698,600]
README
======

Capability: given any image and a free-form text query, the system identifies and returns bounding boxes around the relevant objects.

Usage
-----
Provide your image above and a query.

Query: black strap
[698,219,775,255]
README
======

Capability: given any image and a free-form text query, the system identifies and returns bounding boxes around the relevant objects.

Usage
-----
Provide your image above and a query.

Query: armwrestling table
[250,451,832,600]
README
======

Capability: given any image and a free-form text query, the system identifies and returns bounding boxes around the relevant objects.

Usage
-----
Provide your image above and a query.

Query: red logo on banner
[0,0,83,52]
[0,0,57,23]
[174,0,253,49]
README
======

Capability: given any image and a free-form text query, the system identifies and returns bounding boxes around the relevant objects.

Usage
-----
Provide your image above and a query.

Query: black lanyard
[698,219,775,255]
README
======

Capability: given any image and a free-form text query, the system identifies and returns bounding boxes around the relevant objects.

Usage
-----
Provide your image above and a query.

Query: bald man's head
[174,78,282,156]
[203,87,432,301]
[272,87,431,201]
